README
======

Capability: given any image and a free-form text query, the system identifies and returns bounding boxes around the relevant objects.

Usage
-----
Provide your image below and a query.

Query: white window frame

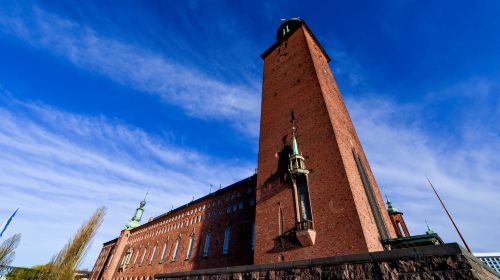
[159,239,169,263]
[149,243,157,265]
[172,239,180,261]
[186,233,195,260]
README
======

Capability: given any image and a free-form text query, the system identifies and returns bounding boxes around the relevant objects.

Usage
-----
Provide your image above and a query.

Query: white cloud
[0,7,261,136]
[347,96,500,253]
[0,94,254,269]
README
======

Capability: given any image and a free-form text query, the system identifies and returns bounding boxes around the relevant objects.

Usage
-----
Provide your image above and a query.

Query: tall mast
[426,177,471,253]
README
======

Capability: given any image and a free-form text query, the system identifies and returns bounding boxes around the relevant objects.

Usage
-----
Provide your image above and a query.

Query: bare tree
[0,233,21,275]
[41,207,106,280]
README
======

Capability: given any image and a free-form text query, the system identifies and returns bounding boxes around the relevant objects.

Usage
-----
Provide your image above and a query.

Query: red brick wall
[108,176,256,280]
[90,240,116,280]
[254,24,395,264]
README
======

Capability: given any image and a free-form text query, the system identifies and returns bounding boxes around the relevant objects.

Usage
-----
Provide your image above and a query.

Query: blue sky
[0,0,498,270]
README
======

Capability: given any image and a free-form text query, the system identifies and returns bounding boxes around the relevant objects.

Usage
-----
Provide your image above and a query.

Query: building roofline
[102,238,118,246]
[261,20,330,62]
[474,252,500,257]
[128,174,257,232]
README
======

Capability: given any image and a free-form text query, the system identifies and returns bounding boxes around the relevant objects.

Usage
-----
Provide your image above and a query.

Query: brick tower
[254,18,396,264]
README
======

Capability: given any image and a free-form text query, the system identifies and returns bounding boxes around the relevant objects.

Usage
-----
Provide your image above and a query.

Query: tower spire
[385,194,399,214]
[291,126,300,156]
[425,220,435,235]
[124,198,146,230]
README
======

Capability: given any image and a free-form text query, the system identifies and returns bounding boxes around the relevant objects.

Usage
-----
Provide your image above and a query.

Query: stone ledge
[155,243,500,280]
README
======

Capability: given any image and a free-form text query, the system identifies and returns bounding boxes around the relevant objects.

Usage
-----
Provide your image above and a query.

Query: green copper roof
[426,222,435,235]
[291,126,300,156]
[124,200,146,230]
[386,195,399,213]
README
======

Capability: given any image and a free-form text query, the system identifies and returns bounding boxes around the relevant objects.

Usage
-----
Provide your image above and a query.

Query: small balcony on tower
[295,220,316,247]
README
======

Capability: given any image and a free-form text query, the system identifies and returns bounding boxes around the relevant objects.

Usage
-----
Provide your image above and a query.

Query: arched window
[172,237,180,261]
[133,248,140,265]
[186,231,195,260]
[222,225,231,255]
[123,248,133,267]
[159,238,169,263]
[203,232,211,257]
[140,245,148,266]
[149,242,157,265]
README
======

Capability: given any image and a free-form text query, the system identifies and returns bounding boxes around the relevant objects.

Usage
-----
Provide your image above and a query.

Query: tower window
[203,232,211,257]
[297,175,312,222]
[222,225,231,255]
[279,207,284,235]
[251,223,256,251]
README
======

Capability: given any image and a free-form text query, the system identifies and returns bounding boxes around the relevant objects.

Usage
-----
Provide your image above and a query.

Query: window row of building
[128,198,255,244]
[121,224,256,270]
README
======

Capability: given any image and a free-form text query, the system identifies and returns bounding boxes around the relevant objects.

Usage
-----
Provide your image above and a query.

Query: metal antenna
[426,177,472,253]
[209,184,213,194]
[143,187,151,201]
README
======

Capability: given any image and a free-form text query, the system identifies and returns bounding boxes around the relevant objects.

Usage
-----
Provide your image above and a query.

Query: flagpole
[426,178,472,253]
[0,208,19,238]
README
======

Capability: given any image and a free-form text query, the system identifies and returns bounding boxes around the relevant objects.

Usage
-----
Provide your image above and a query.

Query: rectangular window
[172,239,180,261]
[160,240,169,263]
[140,246,148,266]
[186,235,195,260]
[251,223,256,251]
[149,244,157,265]
[125,249,132,266]
[222,226,231,255]
[279,208,284,235]
[203,232,211,257]
[133,249,140,265]
[120,252,127,267]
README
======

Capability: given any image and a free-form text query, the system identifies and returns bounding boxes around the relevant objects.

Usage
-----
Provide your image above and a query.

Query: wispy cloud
[347,95,500,252]
[0,92,253,268]
[0,6,261,136]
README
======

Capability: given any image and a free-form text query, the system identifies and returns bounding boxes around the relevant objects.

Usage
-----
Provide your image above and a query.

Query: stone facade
[156,243,500,280]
